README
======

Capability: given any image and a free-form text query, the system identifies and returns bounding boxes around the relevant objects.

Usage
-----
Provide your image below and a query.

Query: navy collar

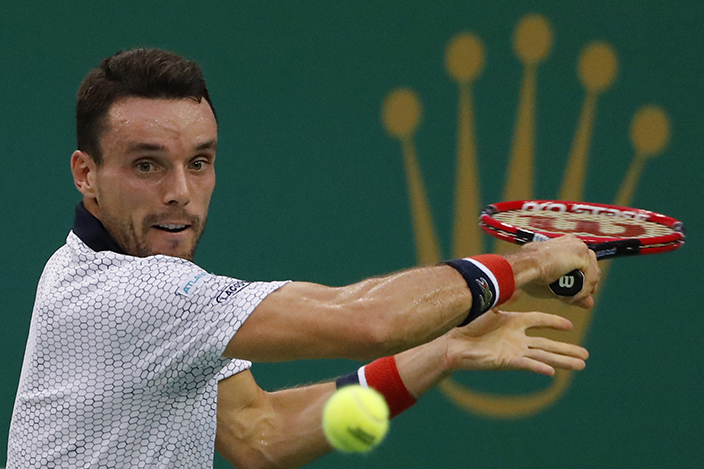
[73,202,126,254]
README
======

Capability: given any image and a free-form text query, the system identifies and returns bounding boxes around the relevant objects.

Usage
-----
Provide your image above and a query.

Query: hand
[444,309,589,376]
[505,235,600,308]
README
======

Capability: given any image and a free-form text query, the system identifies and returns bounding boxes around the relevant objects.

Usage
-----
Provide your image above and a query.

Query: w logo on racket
[382,13,671,418]
[557,276,574,289]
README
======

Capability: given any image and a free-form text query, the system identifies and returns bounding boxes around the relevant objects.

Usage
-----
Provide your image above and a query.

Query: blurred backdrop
[1,2,702,467]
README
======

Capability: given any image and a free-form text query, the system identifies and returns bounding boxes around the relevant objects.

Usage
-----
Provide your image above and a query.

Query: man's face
[87,97,217,261]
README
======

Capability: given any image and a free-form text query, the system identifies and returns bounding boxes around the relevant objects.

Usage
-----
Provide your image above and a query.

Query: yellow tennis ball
[322,385,390,453]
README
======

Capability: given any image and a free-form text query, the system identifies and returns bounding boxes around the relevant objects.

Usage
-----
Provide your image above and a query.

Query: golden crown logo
[381,13,670,418]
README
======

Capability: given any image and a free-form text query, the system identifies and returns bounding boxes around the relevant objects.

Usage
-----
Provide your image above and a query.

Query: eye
[190,159,208,171]
[136,161,153,173]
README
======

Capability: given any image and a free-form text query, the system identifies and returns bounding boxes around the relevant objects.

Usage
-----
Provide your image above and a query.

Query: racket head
[480,200,685,258]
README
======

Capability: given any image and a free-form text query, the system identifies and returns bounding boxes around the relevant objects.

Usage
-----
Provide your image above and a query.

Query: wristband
[336,356,416,419]
[443,254,515,326]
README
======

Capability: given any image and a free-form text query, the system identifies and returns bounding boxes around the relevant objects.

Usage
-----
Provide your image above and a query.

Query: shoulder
[64,231,288,307]
[65,230,208,285]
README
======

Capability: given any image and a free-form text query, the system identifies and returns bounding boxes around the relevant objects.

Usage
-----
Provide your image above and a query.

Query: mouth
[153,223,191,233]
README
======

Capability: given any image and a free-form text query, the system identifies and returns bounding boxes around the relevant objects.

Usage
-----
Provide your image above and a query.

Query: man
[7,48,598,468]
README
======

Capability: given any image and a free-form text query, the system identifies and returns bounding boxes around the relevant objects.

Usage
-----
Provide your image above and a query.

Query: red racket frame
[480,200,685,259]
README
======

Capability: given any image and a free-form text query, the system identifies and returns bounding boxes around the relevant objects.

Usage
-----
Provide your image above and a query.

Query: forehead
[104,97,218,146]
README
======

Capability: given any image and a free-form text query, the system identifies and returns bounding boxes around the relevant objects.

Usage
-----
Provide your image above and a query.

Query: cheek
[195,176,216,206]
[96,176,153,218]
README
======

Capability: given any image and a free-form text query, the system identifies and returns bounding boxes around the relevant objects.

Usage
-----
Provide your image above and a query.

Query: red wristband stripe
[467,254,515,306]
[362,356,416,419]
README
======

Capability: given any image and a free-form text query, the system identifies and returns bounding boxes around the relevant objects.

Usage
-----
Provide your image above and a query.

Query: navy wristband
[336,371,361,388]
[444,257,506,326]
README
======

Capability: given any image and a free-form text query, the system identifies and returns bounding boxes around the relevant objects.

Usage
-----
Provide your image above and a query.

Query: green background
[2,1,702,467]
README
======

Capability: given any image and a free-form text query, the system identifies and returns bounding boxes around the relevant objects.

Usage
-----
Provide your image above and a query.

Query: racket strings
[492,210,675,239]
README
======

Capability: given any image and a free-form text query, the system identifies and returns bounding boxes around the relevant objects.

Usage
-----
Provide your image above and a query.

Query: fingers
[521,311,573,331]
[509,235,602,307]
[513,357,556,376]
[570,295,595,309]
[567,248,600,308]
[446,310,590,375]
[512,312,589,373]
[526,347,587,372]
[540,237,600,308]
[505,346,588,376]
[522,311,589,355]
[528,336,589,361]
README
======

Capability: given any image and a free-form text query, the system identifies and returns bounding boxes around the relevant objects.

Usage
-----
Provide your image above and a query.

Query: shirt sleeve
[118,256,288,384]
[215,359,252,381]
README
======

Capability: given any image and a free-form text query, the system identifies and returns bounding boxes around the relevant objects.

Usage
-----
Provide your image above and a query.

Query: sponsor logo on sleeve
[216,280,251,303]
[176,271,211,297]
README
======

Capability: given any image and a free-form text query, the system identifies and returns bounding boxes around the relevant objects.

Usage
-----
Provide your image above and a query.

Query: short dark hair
[76,48,216,164]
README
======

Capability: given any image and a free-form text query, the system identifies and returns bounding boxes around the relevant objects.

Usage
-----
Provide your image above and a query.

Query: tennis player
[7,48,598,468]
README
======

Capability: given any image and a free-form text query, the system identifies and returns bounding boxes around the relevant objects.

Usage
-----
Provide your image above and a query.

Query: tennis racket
[479,200,685,296]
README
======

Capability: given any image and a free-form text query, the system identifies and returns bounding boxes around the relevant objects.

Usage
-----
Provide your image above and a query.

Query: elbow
[216,424,284,469]
[216,404,282,469]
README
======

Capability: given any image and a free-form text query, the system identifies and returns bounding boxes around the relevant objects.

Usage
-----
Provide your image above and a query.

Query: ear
[71,150,99,199]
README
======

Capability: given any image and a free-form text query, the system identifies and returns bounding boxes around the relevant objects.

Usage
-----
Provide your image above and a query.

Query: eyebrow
[126,139,217,153]
[194,139,218,152]
[126,142,165,153]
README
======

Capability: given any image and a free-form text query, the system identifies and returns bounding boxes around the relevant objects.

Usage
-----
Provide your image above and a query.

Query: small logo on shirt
[216,281,250,303]
[177,271,210,297]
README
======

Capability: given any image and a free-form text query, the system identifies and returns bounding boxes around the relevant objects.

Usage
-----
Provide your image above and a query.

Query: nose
[163,167,190,206]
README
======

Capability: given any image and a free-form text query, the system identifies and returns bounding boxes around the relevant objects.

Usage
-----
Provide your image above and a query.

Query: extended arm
[224,235,599,362]
[216,309,589,469]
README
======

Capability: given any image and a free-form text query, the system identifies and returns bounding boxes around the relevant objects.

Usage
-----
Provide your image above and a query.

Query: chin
[147,242,196,261]
[164,247,196,261]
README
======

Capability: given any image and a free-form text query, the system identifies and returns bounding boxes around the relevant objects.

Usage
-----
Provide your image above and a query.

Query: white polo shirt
[7,210,286,468]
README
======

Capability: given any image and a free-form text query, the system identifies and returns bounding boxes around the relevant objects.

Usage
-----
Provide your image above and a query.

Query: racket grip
[549,269,584,297]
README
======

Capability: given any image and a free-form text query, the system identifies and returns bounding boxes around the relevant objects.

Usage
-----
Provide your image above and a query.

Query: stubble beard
[101,211,207,262]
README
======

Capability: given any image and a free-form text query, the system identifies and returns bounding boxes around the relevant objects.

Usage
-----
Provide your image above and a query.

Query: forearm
[394,336,452,399]
[332,266,472,352]
[228,265,473,362]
